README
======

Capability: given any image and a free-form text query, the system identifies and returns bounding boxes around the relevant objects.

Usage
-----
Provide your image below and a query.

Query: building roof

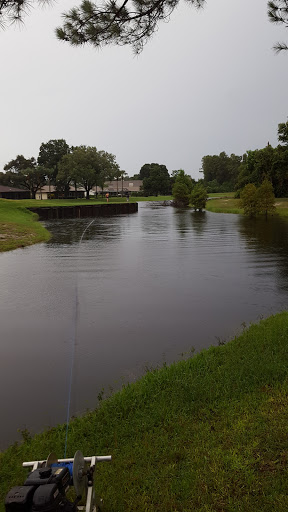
[104,180,143,192]
[38,185,85,192]
[0,185,28,192]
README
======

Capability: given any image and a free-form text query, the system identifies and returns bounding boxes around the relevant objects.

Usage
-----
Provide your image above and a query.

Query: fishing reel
[5,451,111,512]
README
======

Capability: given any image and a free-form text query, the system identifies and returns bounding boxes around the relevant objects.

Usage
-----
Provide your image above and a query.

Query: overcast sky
[1,0,288,179]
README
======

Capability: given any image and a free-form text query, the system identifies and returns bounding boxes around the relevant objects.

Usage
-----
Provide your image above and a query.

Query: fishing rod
[4,220,112,512]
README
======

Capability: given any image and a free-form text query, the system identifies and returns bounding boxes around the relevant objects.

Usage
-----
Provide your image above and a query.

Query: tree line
[201,121,288,198]
[0,140,122,199]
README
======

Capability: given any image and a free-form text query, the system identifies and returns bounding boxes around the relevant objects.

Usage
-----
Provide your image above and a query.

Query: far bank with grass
[206,196,288,216]
[1,312,288,511]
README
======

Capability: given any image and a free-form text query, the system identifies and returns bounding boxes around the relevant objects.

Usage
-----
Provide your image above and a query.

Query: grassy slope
[206,196,288,216]
[1,313,288,511]
[0,200,50,252]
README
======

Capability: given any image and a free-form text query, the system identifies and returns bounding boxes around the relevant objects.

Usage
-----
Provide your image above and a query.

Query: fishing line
[64,218,96,457]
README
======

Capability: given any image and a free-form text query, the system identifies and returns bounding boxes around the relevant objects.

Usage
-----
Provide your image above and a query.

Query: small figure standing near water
[106,193,109,203]
[126,193,129,202]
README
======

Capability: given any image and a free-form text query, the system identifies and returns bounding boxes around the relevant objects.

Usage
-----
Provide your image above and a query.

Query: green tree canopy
[57,145,120,199]
[18,166,50,199]
[240,183,260,218]
[172,169,193,206]
[236,140,288,197]
[190,183,208,211]
[142,163,171,196]
[38,139,70,184]
[4,155,36,173]
[278,121,288,145]
[202,152,242,192]
[257,179,276,217]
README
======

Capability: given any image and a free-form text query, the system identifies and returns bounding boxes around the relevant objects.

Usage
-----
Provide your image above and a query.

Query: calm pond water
[1,202,288,449]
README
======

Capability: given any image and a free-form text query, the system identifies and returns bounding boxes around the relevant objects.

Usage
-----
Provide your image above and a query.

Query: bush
[190,184,208,211]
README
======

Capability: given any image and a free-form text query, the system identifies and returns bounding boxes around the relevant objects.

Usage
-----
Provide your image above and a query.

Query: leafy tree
[190,183,208,211]
[139,164,153,180]
[202,152,242,192]
[56,154,77,198]
[172,182,190,206]
[70,146,103,199]
[4,155,36,173]
[38,139,70,184]
[171,169,194,193]
[257,179,276,217]
[18,166,50,199]
[2,155,47,196]
[172,169,193,206]
[240,184,260,217]
[236,139,288,197]
[142,163,171,196]
[58,146,120,199]
[278,121,288,145]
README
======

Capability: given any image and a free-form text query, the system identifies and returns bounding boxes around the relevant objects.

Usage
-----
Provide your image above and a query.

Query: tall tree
[38,139,70,184]
[240,184,260,218]
[190,183,208,211]
[278,121,288,145]
[142,163,171,196]
[3,154,37,189]
[56,153,76,198]
[60,146,119,199]
[202,152,242,192]
[257,179,276,218]
[4,155,36,173]
[172,169,193,206]
[18,166,50,199]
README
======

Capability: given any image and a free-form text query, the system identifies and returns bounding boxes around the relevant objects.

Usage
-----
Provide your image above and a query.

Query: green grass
[207,192,235,198]
[1,312,288,511]
[11,196,172,208]
[0,200,50,252]
[206,197,243,214]
[206,197,288,216]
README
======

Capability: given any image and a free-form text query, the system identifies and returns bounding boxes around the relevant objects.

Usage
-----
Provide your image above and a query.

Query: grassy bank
[0,200,50,252]
[207,196,288,216]
[1,313,288,511]
[12,196,172,208]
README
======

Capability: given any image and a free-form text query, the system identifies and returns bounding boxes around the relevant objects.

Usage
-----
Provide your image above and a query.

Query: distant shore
[206,194,288,216]
[0,197,172,252]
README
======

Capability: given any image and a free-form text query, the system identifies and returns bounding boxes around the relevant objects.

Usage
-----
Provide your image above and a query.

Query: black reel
[5,457,82,512]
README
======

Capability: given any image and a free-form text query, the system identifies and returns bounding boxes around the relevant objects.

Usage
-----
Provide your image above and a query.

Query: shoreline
[0,198,172,253]
[0,312,288,510]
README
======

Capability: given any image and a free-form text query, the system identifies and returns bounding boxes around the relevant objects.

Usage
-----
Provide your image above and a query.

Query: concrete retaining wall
[28,202,138,220]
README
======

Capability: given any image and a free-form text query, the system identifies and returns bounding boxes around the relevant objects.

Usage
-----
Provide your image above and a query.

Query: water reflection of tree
[238,215,288,292]
[173,208,190,237]
[44,218,121,246]
[190,211,208,236]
